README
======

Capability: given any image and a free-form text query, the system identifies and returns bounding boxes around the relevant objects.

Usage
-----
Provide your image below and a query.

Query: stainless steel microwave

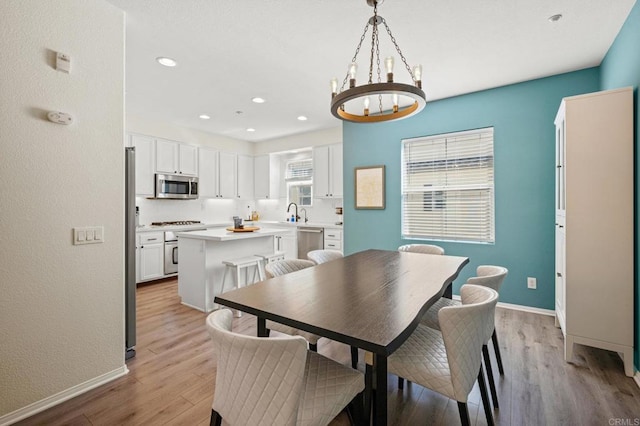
[154,174,198,199]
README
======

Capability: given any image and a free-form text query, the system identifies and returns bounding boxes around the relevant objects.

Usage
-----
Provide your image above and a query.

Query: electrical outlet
[527,277,537,289]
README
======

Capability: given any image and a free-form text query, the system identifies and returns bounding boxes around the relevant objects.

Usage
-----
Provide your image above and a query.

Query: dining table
[214,248,469,425]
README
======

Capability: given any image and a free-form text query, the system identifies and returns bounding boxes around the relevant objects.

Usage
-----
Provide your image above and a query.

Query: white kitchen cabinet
[218,151,237,198]
[138,232,164,282]
[198,148,237,199]
[237,155,254,200]
[274,227,297,259]
[156,138,198,176]
[313,144,343,198]
[554,87,633,376]
[254,154,280,199]
[129,133,155,196]
[323,228,342,253]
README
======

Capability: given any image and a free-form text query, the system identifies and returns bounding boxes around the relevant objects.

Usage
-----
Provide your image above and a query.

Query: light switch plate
[74,226,104,245]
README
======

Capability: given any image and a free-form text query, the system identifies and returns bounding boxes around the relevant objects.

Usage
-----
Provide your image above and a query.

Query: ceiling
[105,0,636,143]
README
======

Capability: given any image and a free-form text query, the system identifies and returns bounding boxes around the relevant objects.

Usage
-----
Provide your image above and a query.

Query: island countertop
[176,227,288,242]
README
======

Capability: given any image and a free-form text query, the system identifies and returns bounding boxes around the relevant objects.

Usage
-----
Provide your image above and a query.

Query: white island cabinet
[176,228,288,312]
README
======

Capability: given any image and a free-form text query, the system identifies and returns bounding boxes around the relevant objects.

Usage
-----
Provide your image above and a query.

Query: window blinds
[401,128,495,243]
[285,159,313,180]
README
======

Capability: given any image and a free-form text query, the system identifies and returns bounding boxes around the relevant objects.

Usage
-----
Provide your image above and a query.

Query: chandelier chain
[375,22,383,113]
[367,2,378,85]
[383,19,416,82]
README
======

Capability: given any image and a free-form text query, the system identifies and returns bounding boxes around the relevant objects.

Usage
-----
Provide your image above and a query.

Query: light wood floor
[17,279,640,425]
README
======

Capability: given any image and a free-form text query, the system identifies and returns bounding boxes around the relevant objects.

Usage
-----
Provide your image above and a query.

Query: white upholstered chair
[397,243,445,255]
[306,249,343,265]
[367,284,499,426]
[420,265,508,410]
[264,259,322,351]
[206,309,365,426]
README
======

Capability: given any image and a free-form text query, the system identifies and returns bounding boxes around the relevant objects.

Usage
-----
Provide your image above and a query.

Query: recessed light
[156,57,177,67]
[246,128,256,132]
[548,14,562,22]
[251,97,266,104]
[199,114,210,120]
[297,116,308,121]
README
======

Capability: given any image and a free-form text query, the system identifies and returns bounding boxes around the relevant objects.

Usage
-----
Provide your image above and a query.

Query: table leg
[374,353,387,426]
[443,282,453,299]
[257,317,267,337]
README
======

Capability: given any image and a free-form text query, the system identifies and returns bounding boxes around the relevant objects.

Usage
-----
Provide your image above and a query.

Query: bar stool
[220,256,264,317]
[254,251,285,279]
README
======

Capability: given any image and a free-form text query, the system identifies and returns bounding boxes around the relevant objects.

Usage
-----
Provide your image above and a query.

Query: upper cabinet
[237,155,254,200]
[156,139,198,176]
[128,134,155,196]
[254,154,280,199]
[313,144,343,198]
[198,148,244,199]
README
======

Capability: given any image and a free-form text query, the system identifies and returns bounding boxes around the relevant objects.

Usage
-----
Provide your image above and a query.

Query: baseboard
[452,295,556,316]
[0,365,128,426]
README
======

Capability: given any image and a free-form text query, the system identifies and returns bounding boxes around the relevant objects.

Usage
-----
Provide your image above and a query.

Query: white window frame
[285,159,313,207]
[401,127,495,244]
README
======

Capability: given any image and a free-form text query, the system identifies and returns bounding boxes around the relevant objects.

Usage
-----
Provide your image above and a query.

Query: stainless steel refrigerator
[125,147,136,359]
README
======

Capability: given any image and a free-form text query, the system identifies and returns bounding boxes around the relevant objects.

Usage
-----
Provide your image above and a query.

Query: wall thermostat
[47,111,74,125]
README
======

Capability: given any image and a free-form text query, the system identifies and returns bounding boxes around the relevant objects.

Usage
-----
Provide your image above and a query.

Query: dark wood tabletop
[214,248,469,425]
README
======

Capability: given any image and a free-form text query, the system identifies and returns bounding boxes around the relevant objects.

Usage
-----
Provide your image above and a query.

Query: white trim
[634,372,640,389]
[0,365,128,426]
[452,295,556,316]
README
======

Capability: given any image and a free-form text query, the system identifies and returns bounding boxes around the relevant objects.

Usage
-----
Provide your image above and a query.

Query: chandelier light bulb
[330,78,339,97]
[348,62,358,88]
[393,94,399,113]
[413,64,423,88]
[385,56,395,82]
[363,96,370,116]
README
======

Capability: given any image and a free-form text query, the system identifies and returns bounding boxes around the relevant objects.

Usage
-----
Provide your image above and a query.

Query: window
[401,128,495,243]
[286,159,313,207]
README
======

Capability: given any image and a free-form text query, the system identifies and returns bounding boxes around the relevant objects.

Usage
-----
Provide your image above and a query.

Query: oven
[164,231,179,275]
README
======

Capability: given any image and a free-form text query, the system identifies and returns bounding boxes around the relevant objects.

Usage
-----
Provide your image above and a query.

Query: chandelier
[330,0,426,123]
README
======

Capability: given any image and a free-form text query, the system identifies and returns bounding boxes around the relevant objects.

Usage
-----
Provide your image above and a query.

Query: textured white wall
[0,0,125,418]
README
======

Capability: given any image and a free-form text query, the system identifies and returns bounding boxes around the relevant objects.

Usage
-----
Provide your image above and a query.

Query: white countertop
[176,227,289,242]
[137,221,343,233]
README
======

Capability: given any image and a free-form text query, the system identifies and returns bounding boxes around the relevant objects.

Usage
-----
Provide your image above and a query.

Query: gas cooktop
[150,220,202,226]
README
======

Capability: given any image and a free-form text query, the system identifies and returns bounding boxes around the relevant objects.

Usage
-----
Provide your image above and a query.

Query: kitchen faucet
[287,202,300,222]
[299,208,308,223]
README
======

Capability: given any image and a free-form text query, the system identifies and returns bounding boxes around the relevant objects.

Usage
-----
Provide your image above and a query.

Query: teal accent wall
[599,0,640,370]
[343,68,600,310]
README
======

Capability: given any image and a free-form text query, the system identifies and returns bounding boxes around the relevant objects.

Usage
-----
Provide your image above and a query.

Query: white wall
[252,126,342,156]
[0,0,125,421]
[128,114,254,155]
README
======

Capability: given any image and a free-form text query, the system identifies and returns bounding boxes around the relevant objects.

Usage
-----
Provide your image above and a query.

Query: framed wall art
[354,165,385,209]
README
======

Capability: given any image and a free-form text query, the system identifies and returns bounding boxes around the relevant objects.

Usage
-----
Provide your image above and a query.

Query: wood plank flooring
[17,278,640,425]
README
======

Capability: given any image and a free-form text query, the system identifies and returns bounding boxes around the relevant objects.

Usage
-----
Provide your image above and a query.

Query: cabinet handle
[559,225,564,228]
[557,272,562,277]
[147,238,158,241]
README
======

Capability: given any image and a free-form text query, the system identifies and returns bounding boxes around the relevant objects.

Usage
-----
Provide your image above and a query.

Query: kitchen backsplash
[136,196,343,226]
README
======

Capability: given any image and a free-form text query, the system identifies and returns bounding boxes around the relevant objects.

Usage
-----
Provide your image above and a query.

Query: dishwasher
[297,227,324,259]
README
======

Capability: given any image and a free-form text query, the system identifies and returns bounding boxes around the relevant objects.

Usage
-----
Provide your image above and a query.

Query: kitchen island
[176,227,288,312]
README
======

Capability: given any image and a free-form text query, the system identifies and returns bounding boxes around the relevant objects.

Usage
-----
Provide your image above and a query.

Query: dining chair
[265,258,359,370]
[206,309,365,426]
[365,284,498,426]
[420,265,508,409]
[264,259,322,351]
[306,249,343,265]
[397,243,445,255]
